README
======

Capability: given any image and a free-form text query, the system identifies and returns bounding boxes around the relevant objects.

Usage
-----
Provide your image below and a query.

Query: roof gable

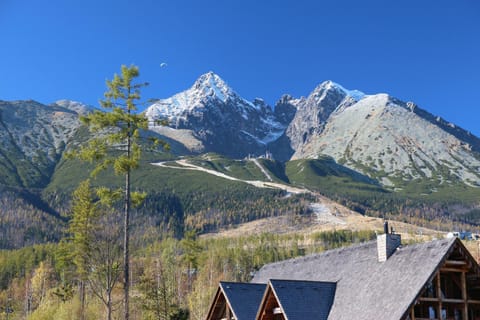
[220,282,266,320]
[268,279,336,320]
[404,238,480,319]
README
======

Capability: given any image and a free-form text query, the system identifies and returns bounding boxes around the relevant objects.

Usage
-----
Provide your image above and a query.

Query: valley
[2,71,480,249]
[2,73,480,320]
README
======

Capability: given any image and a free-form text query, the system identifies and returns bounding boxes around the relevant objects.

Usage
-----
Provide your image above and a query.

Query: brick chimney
[377,221,401,262]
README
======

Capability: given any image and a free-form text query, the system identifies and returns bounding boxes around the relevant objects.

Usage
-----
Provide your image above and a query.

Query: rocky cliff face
[145,72,285,158]
[3,74,480,189]
[270,81,364,161]
[295,94,480,187]
[0,100,86,187]
[145,73,480,188]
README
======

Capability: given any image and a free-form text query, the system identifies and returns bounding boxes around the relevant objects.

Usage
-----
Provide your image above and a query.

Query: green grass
[326,155,480,205]
[186,153,286,182]
[42,150,314,235]
[285,157,387,196]
[45,151,246,199]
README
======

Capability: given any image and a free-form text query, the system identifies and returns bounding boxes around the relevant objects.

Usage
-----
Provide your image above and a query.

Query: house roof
[252,237,461,320]
[219,282,266,320]
[265,279,336,320]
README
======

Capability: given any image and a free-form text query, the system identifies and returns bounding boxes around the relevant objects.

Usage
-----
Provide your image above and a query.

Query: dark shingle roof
[269,279,336,320]
[252,237,457,320]
[220,282,266,320]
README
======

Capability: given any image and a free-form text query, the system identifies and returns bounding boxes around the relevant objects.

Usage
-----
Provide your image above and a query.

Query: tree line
[0,229,377,320]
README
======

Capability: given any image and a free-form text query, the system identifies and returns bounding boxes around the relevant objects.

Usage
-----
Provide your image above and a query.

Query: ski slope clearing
[152,159,307,194]
[152,159,444,241]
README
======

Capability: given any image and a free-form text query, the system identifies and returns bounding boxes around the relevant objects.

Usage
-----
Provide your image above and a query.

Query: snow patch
[326,81,366,101]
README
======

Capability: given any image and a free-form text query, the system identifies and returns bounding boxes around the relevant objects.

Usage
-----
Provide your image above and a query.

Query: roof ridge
[261,240,376,269]
[253,238,455,276]
[270,278,337,284]
[396,236,454,252]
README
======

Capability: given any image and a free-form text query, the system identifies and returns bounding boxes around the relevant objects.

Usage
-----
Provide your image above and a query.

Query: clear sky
[1,0,479,134]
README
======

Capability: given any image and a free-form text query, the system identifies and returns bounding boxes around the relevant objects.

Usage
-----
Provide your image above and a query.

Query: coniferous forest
[2,63,480,320]
[0,229,378,320]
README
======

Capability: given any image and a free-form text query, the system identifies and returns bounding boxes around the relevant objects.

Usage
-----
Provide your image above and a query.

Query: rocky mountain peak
[274,95,299,126]
[277,94,296,104]
[191,71,233,103]
[0,100,82,188]
[53,100,92,115]
[145,72,241,123]
[253,98,273,112]
[311,80,366,103]
[145,71,284,158]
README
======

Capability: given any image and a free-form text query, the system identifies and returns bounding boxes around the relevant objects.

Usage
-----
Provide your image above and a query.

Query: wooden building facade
[408,239,480,319]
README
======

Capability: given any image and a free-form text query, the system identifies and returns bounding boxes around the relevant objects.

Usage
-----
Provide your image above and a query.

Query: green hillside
[42,150,313,241]
[285,156,386,195]
[3,118,480,250]
[186,153,288,183]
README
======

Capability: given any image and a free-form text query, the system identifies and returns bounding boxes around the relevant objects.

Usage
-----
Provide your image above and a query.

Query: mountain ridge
[144,72,480,190]
[2,74,480,248]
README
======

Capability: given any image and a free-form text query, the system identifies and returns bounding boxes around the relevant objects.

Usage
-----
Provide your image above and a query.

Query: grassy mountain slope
[0,100,80,188]
[285,156,386,194]
[43,150,314,240]
[2,99,480,249]
[186,153,288,183]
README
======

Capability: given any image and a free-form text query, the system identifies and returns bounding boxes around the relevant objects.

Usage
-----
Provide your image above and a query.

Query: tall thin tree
[68,179,122,320]
[73,65,168,320]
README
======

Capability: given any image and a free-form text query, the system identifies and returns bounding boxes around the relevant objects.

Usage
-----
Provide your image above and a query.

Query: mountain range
[145,72,480,190]
[1,72,480,248]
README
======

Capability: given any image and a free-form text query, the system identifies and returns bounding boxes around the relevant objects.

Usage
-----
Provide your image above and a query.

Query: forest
[2,64,480,320]
[0,228,378,320]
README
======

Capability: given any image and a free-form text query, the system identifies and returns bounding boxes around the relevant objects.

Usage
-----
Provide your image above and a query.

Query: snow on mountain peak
[146,71,264,126]
[146,72,232,122]
[191,71,234,103]
[316,80,366,101]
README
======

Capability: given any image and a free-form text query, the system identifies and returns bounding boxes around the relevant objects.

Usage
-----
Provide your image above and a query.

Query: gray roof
[252,237,458,320]
[220,282,266,320]
[268,279,336,320]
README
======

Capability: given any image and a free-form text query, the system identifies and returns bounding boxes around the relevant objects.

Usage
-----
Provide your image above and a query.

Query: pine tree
[67,179,99,320]
[66,179,122,320]
[69,179,99,279]
[72,64,168,320]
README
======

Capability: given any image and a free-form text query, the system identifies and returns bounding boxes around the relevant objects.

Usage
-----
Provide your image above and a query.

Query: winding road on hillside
[251,158,273,181]
[151,159,441,236]
[152,159,308,194]
[151,159,349,225]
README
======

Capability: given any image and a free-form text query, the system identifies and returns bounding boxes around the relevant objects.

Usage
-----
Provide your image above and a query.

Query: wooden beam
[436,273,442,320]
[442,298,464,303]
[226,304,231,320]
[440,267,469,273]
[445,260,468,266]
[462,271,468,320]
[410,308,416,320]
[419,297,439,302]
[261,313,274,320]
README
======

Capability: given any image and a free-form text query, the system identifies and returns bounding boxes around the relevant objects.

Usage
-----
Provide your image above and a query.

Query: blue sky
[1,0,479,134]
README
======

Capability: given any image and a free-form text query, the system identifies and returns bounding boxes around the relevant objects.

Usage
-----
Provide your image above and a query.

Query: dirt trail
[251,158,273,181]
[153,159,443,241]
[152,159,308,194]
